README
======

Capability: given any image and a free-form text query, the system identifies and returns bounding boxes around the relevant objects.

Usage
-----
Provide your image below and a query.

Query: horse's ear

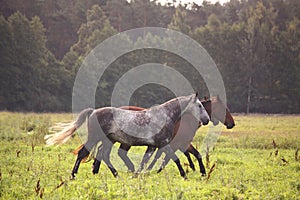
[192,92,198,102]
[211,96,217,102]
[200,96,208,101]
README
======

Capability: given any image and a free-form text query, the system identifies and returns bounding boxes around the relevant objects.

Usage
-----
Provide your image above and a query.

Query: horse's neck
[164,97,190,123]
[202,100,212,118]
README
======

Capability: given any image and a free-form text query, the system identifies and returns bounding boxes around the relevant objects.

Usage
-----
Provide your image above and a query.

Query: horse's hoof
[113,171,118,178]
[70,174,76,180]
[183,175,188,180]
[147,165,154,171]
[157,168,162,173]
[92,169,99,175]
[132,173,139,178]
[201,173,206,177]
[127,169,135,173]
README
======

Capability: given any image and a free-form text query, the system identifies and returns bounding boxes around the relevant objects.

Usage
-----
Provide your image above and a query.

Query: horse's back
[119,105,146,111]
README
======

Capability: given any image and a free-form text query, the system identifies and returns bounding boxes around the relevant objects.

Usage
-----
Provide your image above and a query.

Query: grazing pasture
[0,112,299,199]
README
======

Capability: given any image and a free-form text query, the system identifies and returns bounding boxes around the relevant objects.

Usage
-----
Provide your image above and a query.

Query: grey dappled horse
[45,93,209,179]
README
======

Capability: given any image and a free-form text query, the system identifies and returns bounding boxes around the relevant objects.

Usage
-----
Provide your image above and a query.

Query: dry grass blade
[274,149,279,156]
[35,179,45,198]
[269,152,273,157]
[55,181,64,189]
[281,157,288,164]
[206,162,216,181]
[39,188,44,199]
[206,145,210,169]
[31,142,35,152]
[184,163,189,174]
[295,148,299,161]
[55,177,65,190]
[16,150,21,157]
[272,139,279,156]
[35,179,41,195]
[272,139,277,149]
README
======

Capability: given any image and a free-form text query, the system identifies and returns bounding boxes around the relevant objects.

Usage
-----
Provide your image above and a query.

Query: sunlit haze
[156,0,230,6]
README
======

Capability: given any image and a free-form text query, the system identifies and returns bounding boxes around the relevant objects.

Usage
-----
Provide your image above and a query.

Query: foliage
[0,0,300,113]
[0,12,72,111]
[168,6,191,35]
[0,113,299,199]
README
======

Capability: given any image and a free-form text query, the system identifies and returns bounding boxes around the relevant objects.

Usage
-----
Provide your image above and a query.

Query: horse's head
[202,96,235,129]
[187,92,210,125]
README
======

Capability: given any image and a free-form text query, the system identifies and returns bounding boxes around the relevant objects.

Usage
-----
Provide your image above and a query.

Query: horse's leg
[183,150,195,171]
[186,144,206,176]
[102,141,118,177]
[118,144,134,172]
[92,144,103,174]
[71,143,92,179]
[156,154,170,173]
[158,145,187,179]
[136,146,156,173]
[157,152,173,174]
[147,148,163,171]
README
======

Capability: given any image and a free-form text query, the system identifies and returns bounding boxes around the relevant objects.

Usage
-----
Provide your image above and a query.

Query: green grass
[0,112,299,199]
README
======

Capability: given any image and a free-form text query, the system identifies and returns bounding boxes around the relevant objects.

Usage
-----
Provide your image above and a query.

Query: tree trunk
[246,75,252,114]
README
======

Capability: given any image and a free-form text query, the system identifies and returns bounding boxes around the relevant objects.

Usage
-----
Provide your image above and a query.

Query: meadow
[0,112,299,199]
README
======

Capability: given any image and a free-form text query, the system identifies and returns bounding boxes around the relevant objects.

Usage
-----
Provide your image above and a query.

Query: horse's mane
[211,95,225,103]
[145,95,192,111]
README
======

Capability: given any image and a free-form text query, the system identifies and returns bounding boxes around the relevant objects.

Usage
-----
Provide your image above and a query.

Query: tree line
[0,0,299,113]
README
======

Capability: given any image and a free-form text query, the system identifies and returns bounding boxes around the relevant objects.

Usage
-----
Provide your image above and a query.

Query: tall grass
[0,113,299,199]
[0,112,74,146]
[193,114,300,150]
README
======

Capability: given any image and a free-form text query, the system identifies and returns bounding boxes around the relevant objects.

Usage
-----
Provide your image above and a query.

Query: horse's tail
[45,108,94,146]
[72,144,84,155]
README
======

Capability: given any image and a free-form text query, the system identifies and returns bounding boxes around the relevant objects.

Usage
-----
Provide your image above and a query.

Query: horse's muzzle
[202,119,209,125]
[226,123,235,129]
[212,120,219,126]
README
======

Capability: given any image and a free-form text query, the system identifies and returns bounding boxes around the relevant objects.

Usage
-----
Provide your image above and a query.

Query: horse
[45,93,210,179]
[91,96,235,176]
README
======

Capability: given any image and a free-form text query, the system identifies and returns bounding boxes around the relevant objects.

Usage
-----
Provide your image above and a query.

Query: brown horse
[91,96,235,176]
[151,96,235,173]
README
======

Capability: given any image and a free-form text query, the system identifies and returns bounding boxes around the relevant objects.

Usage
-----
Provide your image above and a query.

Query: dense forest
[0,0,299,113]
